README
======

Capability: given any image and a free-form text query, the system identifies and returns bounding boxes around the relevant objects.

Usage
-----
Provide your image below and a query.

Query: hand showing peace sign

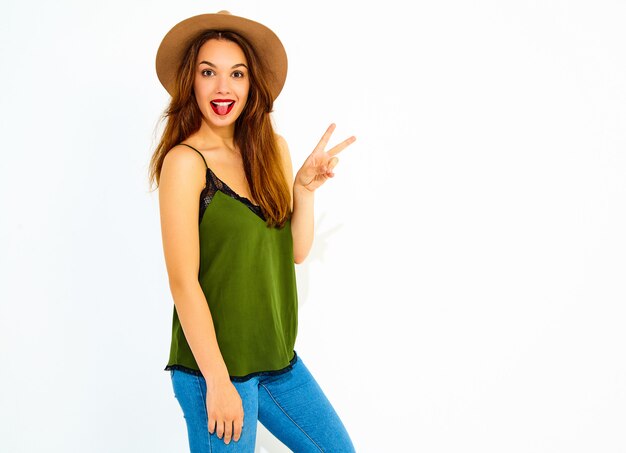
[294,123,357,193]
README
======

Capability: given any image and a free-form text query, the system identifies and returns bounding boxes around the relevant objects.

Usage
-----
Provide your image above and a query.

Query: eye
[233,71,245,78]
[201,69,214,77]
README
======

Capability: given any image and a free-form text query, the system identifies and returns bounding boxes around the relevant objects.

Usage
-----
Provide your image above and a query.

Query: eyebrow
[198,61,248,70]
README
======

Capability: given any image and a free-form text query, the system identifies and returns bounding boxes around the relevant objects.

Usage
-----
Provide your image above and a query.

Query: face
[193,39,250,129]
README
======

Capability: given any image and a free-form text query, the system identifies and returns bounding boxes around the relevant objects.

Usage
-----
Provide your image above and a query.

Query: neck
[193,119,238,154]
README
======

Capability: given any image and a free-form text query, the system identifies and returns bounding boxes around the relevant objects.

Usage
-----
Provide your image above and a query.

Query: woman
[149,10,357,452]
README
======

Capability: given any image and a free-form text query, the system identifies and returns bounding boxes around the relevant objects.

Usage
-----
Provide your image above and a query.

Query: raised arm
[277,124,357,264]
[275,134,314,264]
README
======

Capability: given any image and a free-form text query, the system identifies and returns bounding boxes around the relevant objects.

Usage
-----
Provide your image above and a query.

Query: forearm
[169,281,231,386]
[291,184,315,264]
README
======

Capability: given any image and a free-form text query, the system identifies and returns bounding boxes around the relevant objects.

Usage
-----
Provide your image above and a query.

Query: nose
[216,73,231,95]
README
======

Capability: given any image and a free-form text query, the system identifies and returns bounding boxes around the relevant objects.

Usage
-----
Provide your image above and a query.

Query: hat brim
[155,11,287,101]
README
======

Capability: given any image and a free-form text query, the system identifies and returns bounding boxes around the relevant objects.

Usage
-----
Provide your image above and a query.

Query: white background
[1,0,625,452]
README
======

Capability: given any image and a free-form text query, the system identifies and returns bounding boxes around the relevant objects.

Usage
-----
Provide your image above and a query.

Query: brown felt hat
[155,10,288,101]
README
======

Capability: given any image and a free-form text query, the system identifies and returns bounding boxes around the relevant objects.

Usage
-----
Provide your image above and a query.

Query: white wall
[1,0,625,451]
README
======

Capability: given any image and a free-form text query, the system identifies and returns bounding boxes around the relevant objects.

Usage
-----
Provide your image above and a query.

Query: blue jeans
[170,351,356,452]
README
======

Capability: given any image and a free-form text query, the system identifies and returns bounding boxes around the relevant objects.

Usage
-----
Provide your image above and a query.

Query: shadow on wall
[293,210,344,309]
[255,423,291,452]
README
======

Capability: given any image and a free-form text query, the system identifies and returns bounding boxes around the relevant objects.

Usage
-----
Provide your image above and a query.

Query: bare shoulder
[161,144,207,189]
[274,133,288,153]
[159,144,206,286]
[162,144,204,170]
[274,132,293,170]
[274,133,292,166]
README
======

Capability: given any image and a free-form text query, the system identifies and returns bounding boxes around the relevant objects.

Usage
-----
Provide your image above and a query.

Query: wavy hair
[147,30,291,228]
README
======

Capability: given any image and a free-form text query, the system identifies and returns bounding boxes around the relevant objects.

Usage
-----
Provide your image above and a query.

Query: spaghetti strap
[179,143,208,169]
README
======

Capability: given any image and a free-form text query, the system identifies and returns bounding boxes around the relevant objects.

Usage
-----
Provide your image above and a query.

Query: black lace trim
[164,350,298,382]
[199,167,266,223]
[177,142,266,223]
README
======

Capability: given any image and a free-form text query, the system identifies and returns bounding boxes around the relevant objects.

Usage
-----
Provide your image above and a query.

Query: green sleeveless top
[164,143,299,382]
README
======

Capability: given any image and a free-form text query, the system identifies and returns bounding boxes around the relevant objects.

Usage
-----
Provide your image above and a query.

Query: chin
[206,117,237,129]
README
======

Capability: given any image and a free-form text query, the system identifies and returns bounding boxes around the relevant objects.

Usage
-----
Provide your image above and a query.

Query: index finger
[314,123,337,152]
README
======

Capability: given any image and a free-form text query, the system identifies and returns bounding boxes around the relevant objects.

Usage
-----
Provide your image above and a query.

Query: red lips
[210,99,235,116]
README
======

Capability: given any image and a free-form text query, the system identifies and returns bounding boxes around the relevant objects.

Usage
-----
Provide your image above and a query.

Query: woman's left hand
[294,123,356,193]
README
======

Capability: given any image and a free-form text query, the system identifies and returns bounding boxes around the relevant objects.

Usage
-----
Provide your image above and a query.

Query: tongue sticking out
[211,101,234,115]
[216,104,230,115]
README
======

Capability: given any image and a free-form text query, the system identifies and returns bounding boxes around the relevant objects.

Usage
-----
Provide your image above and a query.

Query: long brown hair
[148,30,291,228]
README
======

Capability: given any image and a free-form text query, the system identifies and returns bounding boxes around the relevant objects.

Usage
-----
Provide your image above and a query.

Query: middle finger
[223,420,233,444]
[327,135,357,157]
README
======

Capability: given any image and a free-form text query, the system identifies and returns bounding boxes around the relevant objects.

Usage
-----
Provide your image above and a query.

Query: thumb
[328,157,339,171]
